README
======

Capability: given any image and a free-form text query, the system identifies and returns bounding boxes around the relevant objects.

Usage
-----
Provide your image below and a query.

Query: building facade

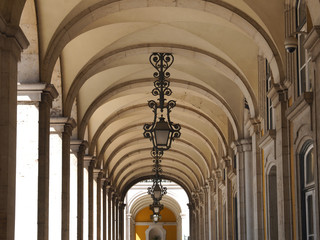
[1,0,320,239]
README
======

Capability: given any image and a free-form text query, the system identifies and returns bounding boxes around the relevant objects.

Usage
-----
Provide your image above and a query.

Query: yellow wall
[136,226,149,240]
[135,206,177,240]
[163,225,177,240]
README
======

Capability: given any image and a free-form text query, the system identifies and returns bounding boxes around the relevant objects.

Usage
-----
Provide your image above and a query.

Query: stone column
[232,139,252,240]
[70,140,88,240]
[88,158,96,240]
[224,157,233,240]
[107,188,113,240]
[208,179,215,240]
[0,20,28,240]
[16,84,45,239]
[246,119,264,239]
[103,182,109,240]
[93,169,100,240]
[119,202,126,240]
[39,85,58,240]
[115,197,119,240]
[187,203,194,240]
[62,119,76,240]
[305,26,320,239]
[269,85,292,240]
[96,171,104,240]
[83,156,93,240]
[126,214,131,240]
[215,171,223,240]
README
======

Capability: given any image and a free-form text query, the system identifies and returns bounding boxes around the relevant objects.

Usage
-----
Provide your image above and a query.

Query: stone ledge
[286,92,313,121]
[304,26,320,60]
[258,129,276,150]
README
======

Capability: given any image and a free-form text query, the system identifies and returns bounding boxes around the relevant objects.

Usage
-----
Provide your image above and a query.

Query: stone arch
[146,226,166,240]
[41,0,285,90]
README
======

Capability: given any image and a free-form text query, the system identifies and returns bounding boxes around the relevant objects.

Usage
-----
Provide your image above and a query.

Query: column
[305,26,320,239]
[107,188,113,240]
[83,156,93,240]
[187,203,193,240]
[93,169,100,240]
[70,140,88,240]
[203,186,210,240]
[208,179,216,240]
[126,214,131,240]
[62,119,76,240]
[88,158,96,240]
[224,158,233,240]
[16,84,45,239]
[96,171,104,240]
[119,202,126,240]
[246,119,264,239]
[269,85,292,239]
[103,182,108,240]
[231,139,251,240]
[0,20,28,240]
[115,198,119,240]
[39,85,58,240]
[215,172,223,240]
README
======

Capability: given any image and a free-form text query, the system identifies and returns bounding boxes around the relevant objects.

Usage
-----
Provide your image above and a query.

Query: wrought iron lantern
[143,53,181,151]
[151,213,161,223]
[147,149,167,202]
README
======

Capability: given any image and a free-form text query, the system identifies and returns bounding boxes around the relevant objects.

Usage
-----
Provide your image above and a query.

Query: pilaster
[269,84,292,240]
[231,139,252,240]
[305,25,320,240]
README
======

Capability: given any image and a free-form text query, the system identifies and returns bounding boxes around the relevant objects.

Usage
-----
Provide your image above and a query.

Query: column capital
[17,83,46,102]
[93,169,103,180]
[304,25,320,61]
[70,140,88,154]
[231,138,252,153]
[268,84,288,107]
[50,117,76,135]
[0,17,29,51]
[83,155,95,168]
[245,117,261,136]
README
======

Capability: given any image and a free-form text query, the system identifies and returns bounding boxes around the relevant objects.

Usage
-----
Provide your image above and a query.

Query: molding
[136,222,176,226]
[17,83,46,102]
[304,26,320,61]
[70,140,88,153]
[268,84,288,107]
[286,92,313,121]
[258,130,276,150]
[83,155,95,168]
[231,138,252,153]
[0,16,29,50]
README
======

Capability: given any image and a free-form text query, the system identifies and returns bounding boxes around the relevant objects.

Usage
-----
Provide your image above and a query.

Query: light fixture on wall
[143,53,181,151]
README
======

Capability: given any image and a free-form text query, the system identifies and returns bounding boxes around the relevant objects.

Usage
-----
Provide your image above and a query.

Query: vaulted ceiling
[20,0,285,198]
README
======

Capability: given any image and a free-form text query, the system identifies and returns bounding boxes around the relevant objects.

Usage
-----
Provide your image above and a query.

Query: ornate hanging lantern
[143,53,181,151]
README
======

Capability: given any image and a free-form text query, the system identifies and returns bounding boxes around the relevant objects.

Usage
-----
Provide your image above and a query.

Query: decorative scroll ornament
[143,53,181,151]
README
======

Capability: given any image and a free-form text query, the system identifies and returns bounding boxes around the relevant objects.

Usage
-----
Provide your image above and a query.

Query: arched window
[300,144,315,239]
[296,0,312,96]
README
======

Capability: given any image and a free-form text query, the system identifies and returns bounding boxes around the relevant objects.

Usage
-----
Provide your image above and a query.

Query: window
[300,144,315,240]
[266,60,273,130]
[296,0,312,96]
